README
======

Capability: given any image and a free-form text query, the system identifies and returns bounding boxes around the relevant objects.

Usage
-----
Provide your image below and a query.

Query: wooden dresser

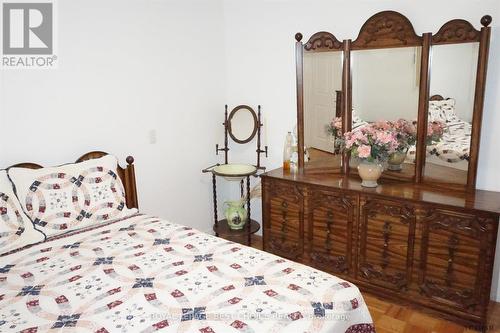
[261,168,500,328]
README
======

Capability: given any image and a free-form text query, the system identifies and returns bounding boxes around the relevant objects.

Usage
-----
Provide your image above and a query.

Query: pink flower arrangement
[371,119,417,152]
[427,121,445,144]
[362,119,445,150]
[327,117,343,138]
[327,117,343,153]
[336,118,446,161]
[357,145,372,158]
[341,124,399,162]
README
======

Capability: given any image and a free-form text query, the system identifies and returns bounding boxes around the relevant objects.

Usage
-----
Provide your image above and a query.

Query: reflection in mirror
[350,46,422,178]
[228,106,258,144]
[303,51,343,171]
[424,43,479,185]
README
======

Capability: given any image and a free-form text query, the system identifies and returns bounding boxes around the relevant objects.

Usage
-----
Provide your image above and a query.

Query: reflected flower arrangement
[332,118,445,162]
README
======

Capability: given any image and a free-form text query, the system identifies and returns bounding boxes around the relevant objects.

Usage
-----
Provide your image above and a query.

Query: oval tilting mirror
[228,105,258,144]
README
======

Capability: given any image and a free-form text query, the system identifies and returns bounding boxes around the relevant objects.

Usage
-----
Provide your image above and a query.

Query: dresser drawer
[358,198,416,292]
[418,208,497,314]
[262,179,305,260]
[308,190,357,275]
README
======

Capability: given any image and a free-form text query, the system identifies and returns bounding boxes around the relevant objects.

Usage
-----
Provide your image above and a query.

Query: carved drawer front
[308,191,356,275]
[358,199,416,291]
[264,181,304,260]
[419,209,496,312]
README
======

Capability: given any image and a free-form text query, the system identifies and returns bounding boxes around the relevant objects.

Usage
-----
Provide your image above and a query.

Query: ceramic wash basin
[213,164,257,181]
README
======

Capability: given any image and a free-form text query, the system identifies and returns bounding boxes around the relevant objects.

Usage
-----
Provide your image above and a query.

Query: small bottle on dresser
[283,132,293,172]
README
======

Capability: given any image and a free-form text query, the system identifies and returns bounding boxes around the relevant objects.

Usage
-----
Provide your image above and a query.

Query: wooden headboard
[429,94,451,101]
[8,151,139,209]
[335,90,342,118]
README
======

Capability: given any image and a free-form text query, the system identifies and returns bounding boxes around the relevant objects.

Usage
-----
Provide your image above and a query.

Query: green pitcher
[224,200,248,230]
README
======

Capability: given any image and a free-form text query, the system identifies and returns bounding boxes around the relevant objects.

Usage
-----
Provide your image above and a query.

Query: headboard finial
[295,33,303,42]
[126,156,135,165]
[481,15,492,27]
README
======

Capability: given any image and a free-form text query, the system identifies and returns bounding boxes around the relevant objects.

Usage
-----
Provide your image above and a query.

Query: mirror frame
[349,11,423,183]
[296,31,346,172]
[227,105,259,144]
[295,11,492,190]
[426,16,491,189]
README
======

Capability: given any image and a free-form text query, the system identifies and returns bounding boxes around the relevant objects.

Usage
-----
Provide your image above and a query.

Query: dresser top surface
[261,168,500,215]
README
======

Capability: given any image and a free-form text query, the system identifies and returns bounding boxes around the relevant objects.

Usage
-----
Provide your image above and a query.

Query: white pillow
[0,170,45,255]
[8,155,137,238]
[428,101,447,122]
[429,99,458,123]
[352,109,367,130]
[439,99,459,122]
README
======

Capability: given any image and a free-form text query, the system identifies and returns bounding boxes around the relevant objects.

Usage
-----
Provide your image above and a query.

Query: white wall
[222,0,500,301]
[352,47,420,122]
[0,0,226,233]
[430,43,479,122]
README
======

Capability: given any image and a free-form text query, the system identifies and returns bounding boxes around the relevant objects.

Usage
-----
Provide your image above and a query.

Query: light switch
[149,129,157,144]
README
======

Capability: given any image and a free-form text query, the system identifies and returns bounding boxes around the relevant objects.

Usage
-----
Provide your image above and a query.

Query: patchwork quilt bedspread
[407,119,471,164]
[426,120,471,163]
[0,214,375,333]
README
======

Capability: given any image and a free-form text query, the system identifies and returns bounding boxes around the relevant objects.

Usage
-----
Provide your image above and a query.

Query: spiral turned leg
[212,173,218,237]
[246,176,251,246]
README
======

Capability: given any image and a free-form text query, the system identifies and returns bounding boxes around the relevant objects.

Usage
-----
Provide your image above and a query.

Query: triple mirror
[297,11,491,190]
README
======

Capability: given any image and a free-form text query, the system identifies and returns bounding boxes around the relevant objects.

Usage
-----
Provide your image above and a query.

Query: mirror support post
[256,105,268,168]
[467,17,492,189]
[216,105,229,164]
[342,40,352,175]
[224,105,229,164]
[415,33,432,183]
[295,33,305,171]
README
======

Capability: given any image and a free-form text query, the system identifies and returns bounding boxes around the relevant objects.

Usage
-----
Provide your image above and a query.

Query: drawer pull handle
[280,202,288,240]
[381,221,392,269]
[445,234,459,287]
[325,210,334,251]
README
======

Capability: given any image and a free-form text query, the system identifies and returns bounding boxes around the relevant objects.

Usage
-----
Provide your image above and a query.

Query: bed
[0,152,375,333]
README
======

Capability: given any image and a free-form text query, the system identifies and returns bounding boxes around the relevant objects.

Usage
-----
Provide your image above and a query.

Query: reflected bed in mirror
[303,49,343,173]
[350,46,422,180]
[423,42,479,185]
